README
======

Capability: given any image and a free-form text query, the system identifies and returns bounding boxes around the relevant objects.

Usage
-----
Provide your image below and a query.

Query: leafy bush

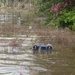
[37,0,75,30]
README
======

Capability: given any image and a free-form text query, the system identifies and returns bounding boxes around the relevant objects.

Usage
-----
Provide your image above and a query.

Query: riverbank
[35,25,75,50]
[0,25,75,50]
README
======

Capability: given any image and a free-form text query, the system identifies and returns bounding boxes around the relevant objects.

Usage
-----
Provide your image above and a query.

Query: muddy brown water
[0,35,75,75]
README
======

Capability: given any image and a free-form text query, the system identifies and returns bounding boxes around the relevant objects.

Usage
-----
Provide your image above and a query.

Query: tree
[38,0,75,30]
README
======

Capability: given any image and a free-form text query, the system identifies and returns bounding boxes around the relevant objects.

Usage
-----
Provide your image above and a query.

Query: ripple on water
[30,66,47,71]
[0,65,30,75]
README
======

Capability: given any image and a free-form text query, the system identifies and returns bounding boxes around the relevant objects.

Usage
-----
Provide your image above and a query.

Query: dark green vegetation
[36,0,75,30]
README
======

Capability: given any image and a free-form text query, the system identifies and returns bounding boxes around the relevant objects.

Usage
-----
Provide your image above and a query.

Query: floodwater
[0,35,75,75]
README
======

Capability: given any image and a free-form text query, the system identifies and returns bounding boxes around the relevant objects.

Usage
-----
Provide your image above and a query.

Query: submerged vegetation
[0,0,74,49]
[35,25,75,50]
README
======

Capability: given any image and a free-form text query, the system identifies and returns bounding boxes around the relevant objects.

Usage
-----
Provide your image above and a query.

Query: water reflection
[33,50,52,55]
[33,50,39,54]
[0,35,75,75]
[0,65,30,75]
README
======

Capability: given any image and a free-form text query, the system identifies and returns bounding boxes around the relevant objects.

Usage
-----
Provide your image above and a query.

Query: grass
[35,25,75,50]
[0,24,74,50]
[0,25,30,37]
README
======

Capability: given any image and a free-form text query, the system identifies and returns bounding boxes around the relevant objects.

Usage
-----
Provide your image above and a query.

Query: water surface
[0,35,75,75]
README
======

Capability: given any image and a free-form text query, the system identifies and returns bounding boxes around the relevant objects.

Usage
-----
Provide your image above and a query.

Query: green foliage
[72,24,75,30]
[58,6,75,30]
[37,0,75,30]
